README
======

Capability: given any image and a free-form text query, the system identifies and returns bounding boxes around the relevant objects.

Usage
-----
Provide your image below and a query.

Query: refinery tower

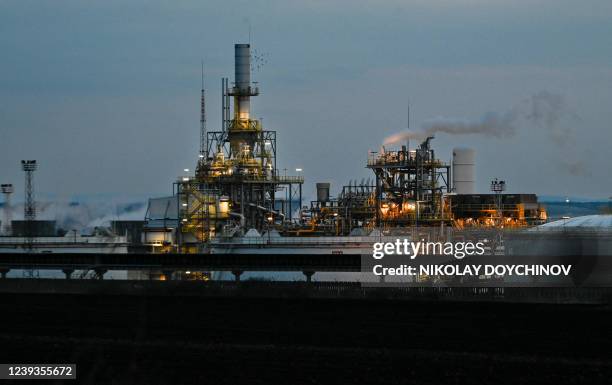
[172,44,303,252]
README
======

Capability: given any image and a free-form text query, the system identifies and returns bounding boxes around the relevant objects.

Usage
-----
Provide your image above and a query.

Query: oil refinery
[139,42,548,256]
[0,43,601,263]
[3,3,612,384]
[0,43,588,266]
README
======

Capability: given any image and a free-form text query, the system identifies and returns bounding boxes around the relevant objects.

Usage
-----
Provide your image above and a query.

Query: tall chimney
[234,44,251,121]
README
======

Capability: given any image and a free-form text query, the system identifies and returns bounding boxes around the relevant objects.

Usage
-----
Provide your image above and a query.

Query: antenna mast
[406,100,410,150]
[407,100,410,130]
[200,61,206,157]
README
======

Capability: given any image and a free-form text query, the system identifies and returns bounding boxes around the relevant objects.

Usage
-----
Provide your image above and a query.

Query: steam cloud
[383,91,575,146]
[0,199,147,233]
[382,91,585,176]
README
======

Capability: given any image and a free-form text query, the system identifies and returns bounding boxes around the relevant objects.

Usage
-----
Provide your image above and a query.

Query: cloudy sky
[1,0,611,202]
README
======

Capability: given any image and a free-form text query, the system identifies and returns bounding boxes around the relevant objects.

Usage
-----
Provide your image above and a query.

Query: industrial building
[451,194,547,228]
[10,220,57,237]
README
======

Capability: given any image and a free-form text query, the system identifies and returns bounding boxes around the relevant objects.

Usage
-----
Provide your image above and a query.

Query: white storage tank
[452,148,475,194]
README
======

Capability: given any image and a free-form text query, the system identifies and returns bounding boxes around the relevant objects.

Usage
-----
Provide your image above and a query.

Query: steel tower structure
[21,160,37,248]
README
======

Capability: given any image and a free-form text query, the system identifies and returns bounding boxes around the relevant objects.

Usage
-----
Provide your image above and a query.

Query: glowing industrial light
[184,168,190,172]
[182,203,187,207]
[380,203,390,216]
[402,202,416,211]
[219,196,230,214]
[182,177,189,181]
[295,168,303,172]
[333,213,338,217]
[199,154,204,158]
[182,218,188,222]
[267,216,274,222]
[186,271,191,274]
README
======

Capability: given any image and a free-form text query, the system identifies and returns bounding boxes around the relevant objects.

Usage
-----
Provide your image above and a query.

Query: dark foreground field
[0,281,611,384]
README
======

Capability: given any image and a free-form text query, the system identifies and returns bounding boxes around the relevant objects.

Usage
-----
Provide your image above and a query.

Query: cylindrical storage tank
[452,148,475,194]
[235,44,251,120]
[316,183,331,203]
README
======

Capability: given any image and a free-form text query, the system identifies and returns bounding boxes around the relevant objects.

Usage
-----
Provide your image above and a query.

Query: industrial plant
[0,43,552,256]
[0,42,609,306]
[138,43,547,255]
[0,43,581,262]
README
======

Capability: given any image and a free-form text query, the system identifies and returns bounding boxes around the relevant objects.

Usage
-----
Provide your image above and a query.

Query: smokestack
[234,44,251,121]
[228,43,260,156]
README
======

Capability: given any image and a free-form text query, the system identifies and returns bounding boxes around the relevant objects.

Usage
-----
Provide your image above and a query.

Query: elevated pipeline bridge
[0,252,363,281]
[1,251,610,284]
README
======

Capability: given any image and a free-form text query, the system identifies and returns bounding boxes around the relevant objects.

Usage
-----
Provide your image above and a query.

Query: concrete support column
[62,269,75,280]
[0,268,9,279]
[232,270,243,282]
[303,271,315,283]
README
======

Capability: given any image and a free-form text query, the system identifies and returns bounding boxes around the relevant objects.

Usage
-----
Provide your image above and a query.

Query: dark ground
[1,282,611,384]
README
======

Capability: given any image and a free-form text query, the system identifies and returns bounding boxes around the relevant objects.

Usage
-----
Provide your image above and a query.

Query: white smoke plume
[382,91,584,176]
[383,91,576,146]
[421,111,518,140]
[382,131,428,146]
[0,198,147,234]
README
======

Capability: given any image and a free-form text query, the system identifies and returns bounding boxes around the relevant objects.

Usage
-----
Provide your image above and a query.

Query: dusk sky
[1,0,611,201]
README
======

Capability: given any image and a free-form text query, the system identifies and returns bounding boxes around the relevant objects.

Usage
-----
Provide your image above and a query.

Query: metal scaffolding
[178,44,303,252]
[367,137,451,227]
